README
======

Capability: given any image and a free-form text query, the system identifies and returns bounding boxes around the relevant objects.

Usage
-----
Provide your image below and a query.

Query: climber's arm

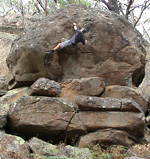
[82,38,87,45]
[82,40,87,45]
[85,40,87,45]
[73,23,78,31]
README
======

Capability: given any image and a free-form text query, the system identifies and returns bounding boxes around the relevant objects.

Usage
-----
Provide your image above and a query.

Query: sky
[23,0,30,3]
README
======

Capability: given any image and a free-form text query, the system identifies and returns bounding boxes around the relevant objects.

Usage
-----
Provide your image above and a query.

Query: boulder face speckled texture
[6,5,146,88]
[0,134,30,158]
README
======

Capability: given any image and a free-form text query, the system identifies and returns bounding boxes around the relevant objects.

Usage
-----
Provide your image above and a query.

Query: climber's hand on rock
[85,40,87,45]
[73,23,77,26]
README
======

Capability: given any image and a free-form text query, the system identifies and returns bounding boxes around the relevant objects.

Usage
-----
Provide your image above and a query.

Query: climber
[46,23,87,54]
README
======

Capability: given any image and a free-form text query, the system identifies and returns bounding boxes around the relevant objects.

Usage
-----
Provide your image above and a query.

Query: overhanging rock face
[6,5,147,89]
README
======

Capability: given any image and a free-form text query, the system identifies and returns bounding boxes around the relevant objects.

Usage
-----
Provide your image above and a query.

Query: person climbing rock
[46,23,87,54]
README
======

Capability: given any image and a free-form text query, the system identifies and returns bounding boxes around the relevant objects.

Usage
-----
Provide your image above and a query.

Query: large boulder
[6,5,146,88]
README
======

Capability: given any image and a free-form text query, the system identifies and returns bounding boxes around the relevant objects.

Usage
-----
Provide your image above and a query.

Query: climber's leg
[53,43,61,51]
[46,42,60,54]
[59,39,72,50]
[46,39,72,54]
[53,39,69,51]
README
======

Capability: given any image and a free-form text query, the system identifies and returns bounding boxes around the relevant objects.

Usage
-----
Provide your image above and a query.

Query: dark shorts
[59,39,72,49]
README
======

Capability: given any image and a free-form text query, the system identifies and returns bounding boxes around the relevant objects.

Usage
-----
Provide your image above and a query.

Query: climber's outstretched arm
[85,40,87,45]
[73,23,77,31]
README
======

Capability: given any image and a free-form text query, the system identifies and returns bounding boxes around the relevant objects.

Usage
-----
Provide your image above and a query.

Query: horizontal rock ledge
[68,111,144,139]
[102,85,148,113]
[75,95,144,113]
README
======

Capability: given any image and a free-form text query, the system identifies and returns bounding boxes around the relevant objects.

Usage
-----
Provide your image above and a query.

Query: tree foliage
[92,0,150,41]
[94,0,150,26]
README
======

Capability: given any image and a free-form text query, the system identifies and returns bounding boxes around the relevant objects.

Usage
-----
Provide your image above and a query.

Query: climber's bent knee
[61,38,65,42]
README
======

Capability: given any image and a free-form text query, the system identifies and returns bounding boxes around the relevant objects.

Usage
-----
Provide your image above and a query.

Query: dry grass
[128,144,150,158]
[90,143,150,159]
[90,144,129,159]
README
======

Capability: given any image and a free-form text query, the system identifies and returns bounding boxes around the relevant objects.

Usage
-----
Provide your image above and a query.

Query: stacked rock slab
[6,78,146,148]
[74,96,144,147]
